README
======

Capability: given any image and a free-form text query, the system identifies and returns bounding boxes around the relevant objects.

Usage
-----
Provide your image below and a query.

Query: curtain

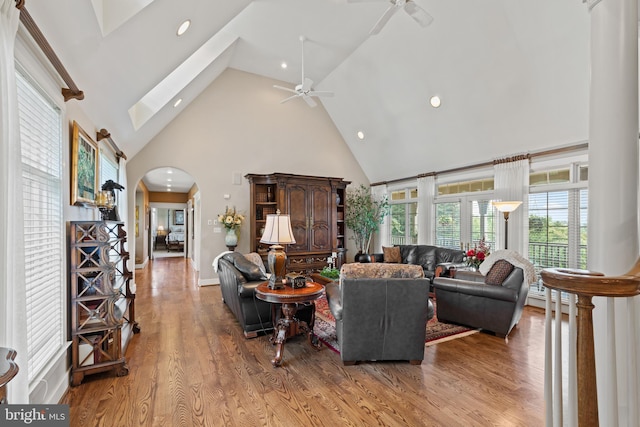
[417,175,435,245]
[493,158,529,255]
[371,184,389,252]
[0,0,28,403]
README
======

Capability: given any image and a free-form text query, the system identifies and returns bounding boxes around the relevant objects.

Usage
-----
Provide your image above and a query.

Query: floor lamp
[492,201,522,250]
[260,210,296,290]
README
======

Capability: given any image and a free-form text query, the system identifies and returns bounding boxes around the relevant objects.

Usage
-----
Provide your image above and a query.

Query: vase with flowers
[464,237,490,270]
[218,206,245,247]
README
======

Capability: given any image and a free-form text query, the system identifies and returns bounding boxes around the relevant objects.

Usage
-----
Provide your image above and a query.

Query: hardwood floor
[61,257,548,426]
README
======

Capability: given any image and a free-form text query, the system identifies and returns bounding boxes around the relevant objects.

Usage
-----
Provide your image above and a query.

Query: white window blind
[435,202,461,249]
[528,189,587,273]
[99,148,118,185]
[16,68,64,381]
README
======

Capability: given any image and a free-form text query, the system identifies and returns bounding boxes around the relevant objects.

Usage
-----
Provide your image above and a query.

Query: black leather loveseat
[361,245,466,283]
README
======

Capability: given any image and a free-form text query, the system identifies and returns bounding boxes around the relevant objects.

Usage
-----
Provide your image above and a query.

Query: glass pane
[435,202,460,249]
[390,204,406,245]
[470,200,496,251]
[390,190,406,201]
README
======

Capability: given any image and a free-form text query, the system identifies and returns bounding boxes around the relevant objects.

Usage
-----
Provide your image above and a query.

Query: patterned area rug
[313,294,479,354]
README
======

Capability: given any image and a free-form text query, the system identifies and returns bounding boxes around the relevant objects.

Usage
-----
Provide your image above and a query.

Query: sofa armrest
[432,277,518,303]
[454,270,485,282]
[435,262,468,277]
[325,281,343,321]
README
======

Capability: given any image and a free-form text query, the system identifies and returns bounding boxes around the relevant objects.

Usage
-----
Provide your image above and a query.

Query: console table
[255,281,324,367]
[0,347,19,404]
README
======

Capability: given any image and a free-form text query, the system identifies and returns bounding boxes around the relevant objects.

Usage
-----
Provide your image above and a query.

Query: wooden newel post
[541,261,640,427]
[576,294,598,426]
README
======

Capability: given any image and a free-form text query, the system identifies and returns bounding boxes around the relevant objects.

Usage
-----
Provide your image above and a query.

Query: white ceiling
[142,167,195,193]
[24,0,591,186]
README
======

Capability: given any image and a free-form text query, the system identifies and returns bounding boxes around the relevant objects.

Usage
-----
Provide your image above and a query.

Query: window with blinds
[389,188,418,245]
[435,202,461,249]
[16,67,65,382]
[470,200,496,250]
[528,189,588,298]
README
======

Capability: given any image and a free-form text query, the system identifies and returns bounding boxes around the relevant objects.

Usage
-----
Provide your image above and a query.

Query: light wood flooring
[61,257,548,426]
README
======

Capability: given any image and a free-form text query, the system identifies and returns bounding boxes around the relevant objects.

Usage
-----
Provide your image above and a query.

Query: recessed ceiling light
[167,178,172,182]
[167,184,172,187]
[430,95,441,108]
[357,131,365,140]
[281,62,287,69]
[167,189,172,192]
[167,170,173,174]
[173,98,182,108]
[177,19,191,36]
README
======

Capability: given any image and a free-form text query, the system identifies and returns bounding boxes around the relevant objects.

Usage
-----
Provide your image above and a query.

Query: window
[528,163,588,299]
[435,177,497,250]
[99,147,119,205]
[16,67,65,382]
[435,202,461,249]
[389,188,418,245]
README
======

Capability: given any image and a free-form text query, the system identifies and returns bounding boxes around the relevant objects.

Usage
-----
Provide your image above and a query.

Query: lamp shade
[492,201,522,213]
[260,211,296,245]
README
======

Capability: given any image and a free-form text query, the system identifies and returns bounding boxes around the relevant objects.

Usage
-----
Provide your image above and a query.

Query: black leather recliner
[325,263,433,365]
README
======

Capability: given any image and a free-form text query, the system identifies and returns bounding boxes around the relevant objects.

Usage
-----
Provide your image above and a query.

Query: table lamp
[492,201,522,250]
[260,210,296,289]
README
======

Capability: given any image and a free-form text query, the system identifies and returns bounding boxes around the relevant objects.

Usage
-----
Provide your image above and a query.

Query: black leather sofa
[360,245,466,283]
[432,266,529,338]
[217,252,313,338]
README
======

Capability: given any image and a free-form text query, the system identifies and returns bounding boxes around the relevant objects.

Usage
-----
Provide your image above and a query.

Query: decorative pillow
[222,252,266,281]
[485,259,515,285]
[383,246,401,263]
[243,252,267,276]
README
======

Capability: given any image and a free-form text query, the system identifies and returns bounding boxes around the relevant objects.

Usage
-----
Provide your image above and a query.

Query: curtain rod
[97,129,127,161]
[370,142,589,187]
[15,1,84,102]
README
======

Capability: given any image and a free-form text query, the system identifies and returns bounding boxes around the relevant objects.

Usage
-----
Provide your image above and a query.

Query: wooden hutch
[245,173,350,273]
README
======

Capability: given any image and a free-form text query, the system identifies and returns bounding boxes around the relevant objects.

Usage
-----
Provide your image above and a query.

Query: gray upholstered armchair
[432,254,533,338]
[325,263,434,365]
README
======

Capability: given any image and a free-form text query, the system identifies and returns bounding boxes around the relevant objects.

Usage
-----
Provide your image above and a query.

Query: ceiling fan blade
[403,1,433,27]
[302,95,318,108]
[273,85,297,94]
[280,94,299,104]
[308,91,334,98]
[301,77,314,92]
[370,5,399,35]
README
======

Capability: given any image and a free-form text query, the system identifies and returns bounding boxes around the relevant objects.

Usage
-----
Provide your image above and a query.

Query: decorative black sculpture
[97,180,124,221]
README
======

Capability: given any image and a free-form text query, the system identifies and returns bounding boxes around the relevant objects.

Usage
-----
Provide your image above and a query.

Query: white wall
[127,68,370,284]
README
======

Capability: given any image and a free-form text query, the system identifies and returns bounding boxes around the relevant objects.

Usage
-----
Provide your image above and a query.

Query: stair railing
[541,260,640,427]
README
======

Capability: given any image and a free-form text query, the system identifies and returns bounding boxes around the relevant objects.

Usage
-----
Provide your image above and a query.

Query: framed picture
[71,121,98,205]
[174,210,184,225]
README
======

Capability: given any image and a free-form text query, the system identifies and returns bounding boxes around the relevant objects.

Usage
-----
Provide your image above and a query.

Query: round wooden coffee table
[255,281,324,367]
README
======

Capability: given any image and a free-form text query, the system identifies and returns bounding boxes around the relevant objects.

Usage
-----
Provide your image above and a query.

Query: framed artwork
[174,210,185,225]
[71,121,98,205]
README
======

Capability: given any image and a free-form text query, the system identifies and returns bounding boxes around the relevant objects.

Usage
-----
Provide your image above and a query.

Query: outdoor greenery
[345,184,390,254]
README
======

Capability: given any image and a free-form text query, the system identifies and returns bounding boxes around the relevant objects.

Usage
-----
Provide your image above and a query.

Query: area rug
[313,294,479,354]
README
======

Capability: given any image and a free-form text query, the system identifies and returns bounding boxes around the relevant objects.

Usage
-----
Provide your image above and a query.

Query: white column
[587,0,639,425]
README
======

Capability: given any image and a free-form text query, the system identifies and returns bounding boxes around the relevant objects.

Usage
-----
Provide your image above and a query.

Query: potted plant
[344,184,390,258]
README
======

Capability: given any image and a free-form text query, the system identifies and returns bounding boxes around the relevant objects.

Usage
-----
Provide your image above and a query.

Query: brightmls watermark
[0,405,69,426]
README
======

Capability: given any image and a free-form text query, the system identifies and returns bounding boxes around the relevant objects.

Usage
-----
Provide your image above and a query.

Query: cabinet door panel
[309,184,331,251]
[286,184,308,252]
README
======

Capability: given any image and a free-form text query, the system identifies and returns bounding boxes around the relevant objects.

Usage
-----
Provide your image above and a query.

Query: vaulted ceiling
[25,0,590,183]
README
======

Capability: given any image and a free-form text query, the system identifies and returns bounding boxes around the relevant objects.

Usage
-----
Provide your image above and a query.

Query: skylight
[91,0,156,36]
[128,31,239,130]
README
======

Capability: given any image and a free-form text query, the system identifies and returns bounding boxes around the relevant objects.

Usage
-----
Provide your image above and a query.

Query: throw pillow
[383,246,401,263]
[222,252,266,281]
[485,259,515,285]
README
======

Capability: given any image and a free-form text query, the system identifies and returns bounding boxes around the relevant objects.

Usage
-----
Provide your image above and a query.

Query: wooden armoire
[245,173,350,273]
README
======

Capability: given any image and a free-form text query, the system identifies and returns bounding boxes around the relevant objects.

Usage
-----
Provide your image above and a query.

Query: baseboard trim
[199,277,219,287]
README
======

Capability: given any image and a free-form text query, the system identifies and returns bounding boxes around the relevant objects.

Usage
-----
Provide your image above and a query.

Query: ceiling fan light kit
[273,36,335,108]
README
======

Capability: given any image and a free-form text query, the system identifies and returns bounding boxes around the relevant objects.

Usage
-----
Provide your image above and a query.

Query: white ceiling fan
[349,0,434,35]
[273,36,334,108]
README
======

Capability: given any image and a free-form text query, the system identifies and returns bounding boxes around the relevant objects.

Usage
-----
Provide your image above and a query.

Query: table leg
[269,303,296,367]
